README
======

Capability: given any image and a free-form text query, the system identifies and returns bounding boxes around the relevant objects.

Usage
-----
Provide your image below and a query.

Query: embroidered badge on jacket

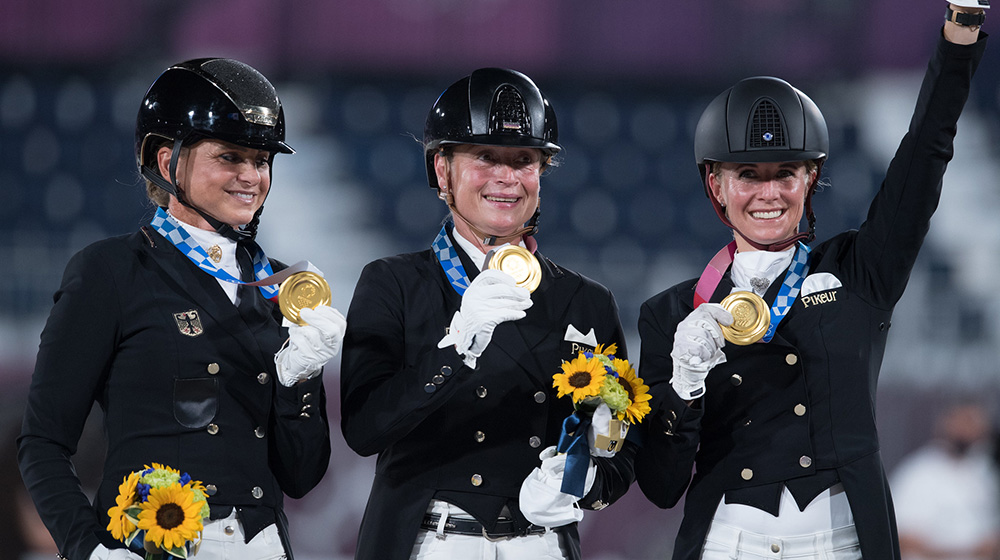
[174,310,204,337]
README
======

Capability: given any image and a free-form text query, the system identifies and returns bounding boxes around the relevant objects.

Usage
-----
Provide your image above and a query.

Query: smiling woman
[17,58,345,560]
[341,67,637,560]
[633,4,989,560]
[163,139,273,230]
[707,161,814,252]
[435,144,543,253]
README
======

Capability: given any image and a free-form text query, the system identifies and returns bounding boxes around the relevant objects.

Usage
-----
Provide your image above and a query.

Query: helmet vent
[748,99,786,149]
[489,85,531,135]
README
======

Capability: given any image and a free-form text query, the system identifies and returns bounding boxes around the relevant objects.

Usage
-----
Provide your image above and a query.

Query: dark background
[3,1,1000,558]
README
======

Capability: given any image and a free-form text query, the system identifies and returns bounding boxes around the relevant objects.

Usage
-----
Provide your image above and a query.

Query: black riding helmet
[135,58,294,240]
[424,67,561,190]
[694,76,829,251]
[423,68,561,244]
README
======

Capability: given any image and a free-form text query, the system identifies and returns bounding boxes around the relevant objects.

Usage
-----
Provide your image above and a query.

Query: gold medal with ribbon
[487,245,541,293]
[719,291,770,345]
[278,271,332,325]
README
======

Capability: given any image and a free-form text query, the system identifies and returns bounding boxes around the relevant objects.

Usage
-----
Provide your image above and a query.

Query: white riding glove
[518,446,597,528]
[274,305,347,387]
[588,403,620,458]
[437,269,532,369]
[670,303,732,400]
[949,0,989,9]
[89,544,144,560]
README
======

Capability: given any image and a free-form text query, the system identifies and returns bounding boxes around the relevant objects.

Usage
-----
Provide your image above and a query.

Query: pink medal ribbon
[693,241,737,308]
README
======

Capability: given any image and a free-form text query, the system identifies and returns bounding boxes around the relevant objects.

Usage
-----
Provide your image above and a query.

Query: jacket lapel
[434,233,577,390]
[482,252,580,391]
[143,227,271,363]
[516,253,579,351]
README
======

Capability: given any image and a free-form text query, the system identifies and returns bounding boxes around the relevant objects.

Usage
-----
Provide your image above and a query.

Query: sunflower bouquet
[551,343,650,496]
[553,343,651,427]
[106,463,210,560]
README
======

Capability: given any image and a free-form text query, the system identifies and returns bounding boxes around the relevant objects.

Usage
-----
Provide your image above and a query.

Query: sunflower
[594,343,618,357]
[107,471,140,541]
[612,358,652,424]
[137,482,204,552]
[554,354,606,402]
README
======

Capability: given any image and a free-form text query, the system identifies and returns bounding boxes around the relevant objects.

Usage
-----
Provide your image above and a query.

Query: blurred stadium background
[3,0,1000,558]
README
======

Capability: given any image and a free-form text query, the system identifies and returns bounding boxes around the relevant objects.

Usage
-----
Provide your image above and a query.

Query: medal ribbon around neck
[432,223,473,296]
[432,221,538,296]
[694,241,811,343]
[150,207,279,301]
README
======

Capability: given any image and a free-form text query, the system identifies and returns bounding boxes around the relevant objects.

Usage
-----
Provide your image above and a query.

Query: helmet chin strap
[183,201,254,243]
[439,189,539,246]
[704,162,821,252]
[141,137,255,242]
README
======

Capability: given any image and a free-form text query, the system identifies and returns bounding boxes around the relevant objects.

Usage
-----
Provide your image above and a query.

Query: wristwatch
[946,5,987,27]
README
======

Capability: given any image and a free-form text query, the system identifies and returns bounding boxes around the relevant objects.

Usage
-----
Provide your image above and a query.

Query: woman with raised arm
[635,4,988,559]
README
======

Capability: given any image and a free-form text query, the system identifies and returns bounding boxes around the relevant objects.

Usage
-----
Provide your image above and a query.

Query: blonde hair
[142,137,175,207]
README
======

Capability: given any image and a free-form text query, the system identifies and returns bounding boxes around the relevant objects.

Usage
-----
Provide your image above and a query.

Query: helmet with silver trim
[135,57,294,196]
[135,58,293,241]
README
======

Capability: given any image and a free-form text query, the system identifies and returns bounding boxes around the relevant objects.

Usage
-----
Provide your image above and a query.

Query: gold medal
[487,245,541,293]
[277,271,332,325]
[719,291,770,345]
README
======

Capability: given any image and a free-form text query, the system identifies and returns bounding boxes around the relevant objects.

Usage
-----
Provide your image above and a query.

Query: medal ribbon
[764,243,810,342]
[694,241,737,308]
[694,241,811,343]
[150,207,279,301]
[432,223,472,296]
[432,221,538,296]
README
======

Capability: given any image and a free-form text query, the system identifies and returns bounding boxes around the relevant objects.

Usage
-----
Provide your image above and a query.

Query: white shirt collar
[731,246,795,295]
[168,211,239,276]
[451,227,525,273]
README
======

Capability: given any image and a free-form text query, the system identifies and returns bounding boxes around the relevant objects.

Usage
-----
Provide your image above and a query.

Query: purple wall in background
[0,0,943,83]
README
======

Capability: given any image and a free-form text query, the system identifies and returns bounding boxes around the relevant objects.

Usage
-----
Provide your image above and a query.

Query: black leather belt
[420,513,547,540]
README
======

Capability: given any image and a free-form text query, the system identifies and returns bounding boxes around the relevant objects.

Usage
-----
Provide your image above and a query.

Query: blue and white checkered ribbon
[150,207,279,300]
[432,223,471,296]
[762,242,810,342]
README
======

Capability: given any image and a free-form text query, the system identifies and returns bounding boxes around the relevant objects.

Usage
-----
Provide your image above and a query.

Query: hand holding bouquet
[551,343,650,496]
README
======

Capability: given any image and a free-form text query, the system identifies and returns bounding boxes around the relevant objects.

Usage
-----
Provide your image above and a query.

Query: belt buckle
[482,527,514,542]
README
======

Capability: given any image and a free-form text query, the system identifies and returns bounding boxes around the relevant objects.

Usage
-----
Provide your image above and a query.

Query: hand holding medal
[269,264,345,387]
[485,245,542,293]
[719,291,770,345]
[241,260,333,326]
[278,271,332,325]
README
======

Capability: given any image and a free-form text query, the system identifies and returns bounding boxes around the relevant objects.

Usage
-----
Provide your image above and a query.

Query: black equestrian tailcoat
[19,226,330,560]
[635,32,987,560]
[342,227,637,560]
